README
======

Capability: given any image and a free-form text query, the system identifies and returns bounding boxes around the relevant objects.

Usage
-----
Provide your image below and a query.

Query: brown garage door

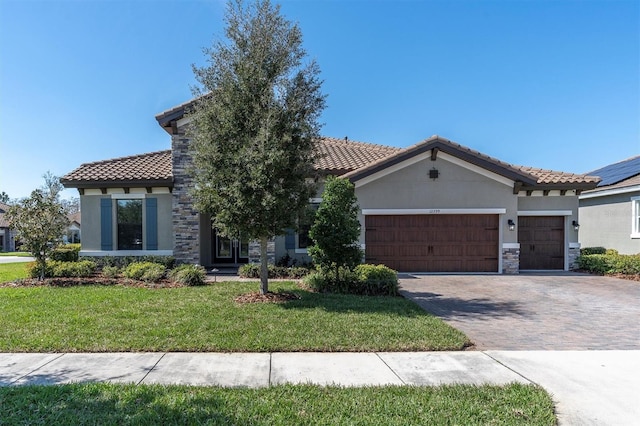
[365,214,499,272]
[518,216,564,270]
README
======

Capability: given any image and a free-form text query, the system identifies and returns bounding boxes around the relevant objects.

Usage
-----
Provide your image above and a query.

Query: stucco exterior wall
[353,155,518,244]
[80,193,173,252]
[579,192,640,254]
[517,194,580,244]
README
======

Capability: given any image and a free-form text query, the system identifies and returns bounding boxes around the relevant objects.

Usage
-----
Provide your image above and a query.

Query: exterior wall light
[507,219,516,231]
[572,220,580,231]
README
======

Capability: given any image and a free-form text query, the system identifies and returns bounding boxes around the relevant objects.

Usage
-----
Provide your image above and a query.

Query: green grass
[0,262,29,282]
[0,383,555,425]
[0,281,469,352]
[0,251,32,257]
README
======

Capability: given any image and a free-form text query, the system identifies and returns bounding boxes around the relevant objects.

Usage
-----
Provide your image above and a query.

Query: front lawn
[0,382,555,425]
[0,262,29,282]
[0,281,469,352]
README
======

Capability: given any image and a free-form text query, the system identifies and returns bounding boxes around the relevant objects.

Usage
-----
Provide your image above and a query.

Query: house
[0,202,16,252]
[578,156,640,254]
[65,212,81,244]
[61,99,600,273]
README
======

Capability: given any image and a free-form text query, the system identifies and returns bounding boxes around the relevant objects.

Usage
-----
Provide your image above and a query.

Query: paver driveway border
[398,271,640,350]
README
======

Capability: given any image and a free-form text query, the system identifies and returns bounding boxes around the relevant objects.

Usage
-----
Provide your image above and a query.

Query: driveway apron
[399,272,640,350]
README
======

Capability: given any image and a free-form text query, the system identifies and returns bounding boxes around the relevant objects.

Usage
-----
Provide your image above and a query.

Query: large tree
[189,0,326,294]
[6,172,69,280]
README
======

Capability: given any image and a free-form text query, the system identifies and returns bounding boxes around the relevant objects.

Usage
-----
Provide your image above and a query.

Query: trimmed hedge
[81,256,176,270]
[122,262,166,283]
[28,260,97,278]
[580,247,607,255]
[577,253,640,275]
[50,244,81,262]
[238,264,311,279]
[304,264,399,296]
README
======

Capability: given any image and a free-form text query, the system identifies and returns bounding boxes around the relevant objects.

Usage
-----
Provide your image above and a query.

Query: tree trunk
[260,236,269,295]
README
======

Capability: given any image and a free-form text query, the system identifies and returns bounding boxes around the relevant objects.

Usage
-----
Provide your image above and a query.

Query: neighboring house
[65,212,81,244]
[61,100,600,273]
[0,202,16,252]
[578,156,640,254]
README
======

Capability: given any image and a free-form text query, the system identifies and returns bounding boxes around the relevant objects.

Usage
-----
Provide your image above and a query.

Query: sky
[1,0,638,200]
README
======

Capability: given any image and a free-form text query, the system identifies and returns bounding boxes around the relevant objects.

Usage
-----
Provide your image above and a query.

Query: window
[296,203,320,250]
[632,197,640,238]
[117,199,143,250]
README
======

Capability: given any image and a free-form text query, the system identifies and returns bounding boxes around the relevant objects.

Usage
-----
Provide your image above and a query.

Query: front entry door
[212,229,249,265]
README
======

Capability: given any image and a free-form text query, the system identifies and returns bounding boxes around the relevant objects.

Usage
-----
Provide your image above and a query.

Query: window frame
[631,196,640,239]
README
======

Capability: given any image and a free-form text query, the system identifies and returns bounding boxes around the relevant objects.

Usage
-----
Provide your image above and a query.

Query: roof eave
[61,178,174,189]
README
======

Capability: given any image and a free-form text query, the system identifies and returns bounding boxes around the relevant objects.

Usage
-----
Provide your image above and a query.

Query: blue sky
[1,0,638,200]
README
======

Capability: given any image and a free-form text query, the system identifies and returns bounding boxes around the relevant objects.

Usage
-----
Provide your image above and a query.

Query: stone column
[568,246,580,270]
[171,135,200,265]
[502,247,520,274]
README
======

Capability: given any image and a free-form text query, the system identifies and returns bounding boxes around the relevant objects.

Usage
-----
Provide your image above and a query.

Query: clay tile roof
[60,150,173,187]
[315,137,401,174]
[342,135,600,189]
[515,167,601,185]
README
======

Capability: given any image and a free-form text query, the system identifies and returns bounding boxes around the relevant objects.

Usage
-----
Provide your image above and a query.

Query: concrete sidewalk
[1,351,638,425]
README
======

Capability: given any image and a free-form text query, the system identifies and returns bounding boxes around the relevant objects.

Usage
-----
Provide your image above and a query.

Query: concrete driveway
[399,272,640,350]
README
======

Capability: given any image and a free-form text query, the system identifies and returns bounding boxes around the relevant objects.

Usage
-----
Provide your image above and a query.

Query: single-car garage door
[518,216,564,270]
[365,214,499,272]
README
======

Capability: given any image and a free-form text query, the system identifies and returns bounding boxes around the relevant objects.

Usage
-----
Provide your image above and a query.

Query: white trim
[111,193,146,200]
[632,197,640,236]
[362,208,506,215]
[353,150,515,188]
[631,233,640,239]
[294,249,308,254]
[517,210,572,216]
[569,242,581,249]
[502,243,520,249]
[309,198,322,203]
[79,250,173,256]
[579,185,640,199]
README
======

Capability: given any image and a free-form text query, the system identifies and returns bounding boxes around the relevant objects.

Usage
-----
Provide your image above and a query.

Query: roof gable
[342,136,600,191]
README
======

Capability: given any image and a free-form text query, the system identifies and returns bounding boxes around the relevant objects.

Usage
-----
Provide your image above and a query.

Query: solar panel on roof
[588,156,640,187]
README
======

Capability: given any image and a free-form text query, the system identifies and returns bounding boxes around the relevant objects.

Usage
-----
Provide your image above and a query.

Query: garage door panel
[365,214,499,272]
[518,216,564,270]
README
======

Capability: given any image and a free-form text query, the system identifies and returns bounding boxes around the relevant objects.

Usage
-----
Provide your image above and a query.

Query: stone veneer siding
[248,240,276,264]
[568,246,580,270]
[502,247,520,274]
[172,135,200,264]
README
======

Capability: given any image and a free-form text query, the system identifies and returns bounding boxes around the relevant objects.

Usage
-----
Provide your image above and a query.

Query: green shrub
[27,261,54,279]
[51,260,96,278]
[123,262,166,282]
[169,264,207,286]
[354,264,399,296]
[304,268,360,294]
[581,247,606,255]
[81,256,175,269]
[50,245,81,262]
[29,260,97,278]
[578,253,640,275]
[238,264,311,279]
[102,265,120,278]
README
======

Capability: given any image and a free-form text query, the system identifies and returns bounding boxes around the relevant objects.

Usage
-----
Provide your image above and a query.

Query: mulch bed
[575,269,640,282]
[0,276,186,288]
[234,291,301,304]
